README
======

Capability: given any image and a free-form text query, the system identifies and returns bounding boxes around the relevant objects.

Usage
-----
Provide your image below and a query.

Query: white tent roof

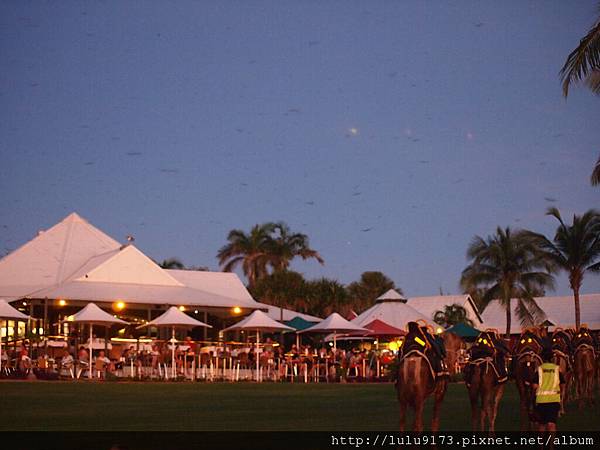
[0,213,121,298]
[67,303,128,325]
[377,289,407,301]
[256,302,322,323]
[406,294,483,325]
[480,294,600,332]
[352,300,429,330]
[0,299,30,320]
[144,306,211,328]
[301,312,368,334]
[222,310,294,333]
[0,212,261,310]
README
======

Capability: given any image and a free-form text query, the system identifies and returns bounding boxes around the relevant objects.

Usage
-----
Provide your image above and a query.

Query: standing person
[532,347,564,435]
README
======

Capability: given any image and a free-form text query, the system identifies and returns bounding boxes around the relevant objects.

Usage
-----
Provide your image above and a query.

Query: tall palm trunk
[505,304,512,338]
[573,286,581,331]
[570,271,582,331]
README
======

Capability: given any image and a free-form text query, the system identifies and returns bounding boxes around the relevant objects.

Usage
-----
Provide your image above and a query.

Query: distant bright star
[348,127,359,136]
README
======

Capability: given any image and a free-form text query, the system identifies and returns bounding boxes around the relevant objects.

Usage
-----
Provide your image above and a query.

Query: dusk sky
[1,1,599,297]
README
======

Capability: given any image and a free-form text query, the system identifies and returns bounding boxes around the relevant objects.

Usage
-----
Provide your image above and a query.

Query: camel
[395,322,448,432]
[573,343,596,409]
[550,329,572,416]
[465,332,506,432]
[513,329,543,431]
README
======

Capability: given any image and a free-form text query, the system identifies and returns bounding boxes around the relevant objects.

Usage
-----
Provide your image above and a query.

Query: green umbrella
[445,322,480,339]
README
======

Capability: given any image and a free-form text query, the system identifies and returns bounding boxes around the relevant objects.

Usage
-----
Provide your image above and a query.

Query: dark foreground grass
[0,381,598,431]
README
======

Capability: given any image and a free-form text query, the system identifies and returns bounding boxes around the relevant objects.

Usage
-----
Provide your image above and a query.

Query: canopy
[445,322,480,338]
[0,299,30,320]
[222,310,294,333]
[300,312,367,334]
[362,319,405,337]
[0,299,30,374]
[284,316,320,331]
[144,306,212,329]
[68,303,128,326]
[67,303,128,380]
[300,312,368,350]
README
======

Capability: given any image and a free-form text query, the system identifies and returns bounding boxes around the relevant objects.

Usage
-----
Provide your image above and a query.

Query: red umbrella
[362,319,405,337]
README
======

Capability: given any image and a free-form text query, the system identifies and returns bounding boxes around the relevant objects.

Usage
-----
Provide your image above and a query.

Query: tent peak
[376,289,407,303]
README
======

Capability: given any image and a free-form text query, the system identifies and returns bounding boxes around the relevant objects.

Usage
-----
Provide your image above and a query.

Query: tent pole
[171,326,176,379]
[256,330,259,382]
[89,324,93,379]
[0,321,3,375]
[333,331,337,351]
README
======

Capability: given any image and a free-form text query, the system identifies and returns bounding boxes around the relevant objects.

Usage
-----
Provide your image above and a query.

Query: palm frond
[560,19,600,97]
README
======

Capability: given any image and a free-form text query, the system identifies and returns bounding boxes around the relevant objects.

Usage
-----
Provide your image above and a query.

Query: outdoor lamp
[232,306,242,315]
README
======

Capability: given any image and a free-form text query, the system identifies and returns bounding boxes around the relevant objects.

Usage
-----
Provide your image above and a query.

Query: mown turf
[0,381,598,431]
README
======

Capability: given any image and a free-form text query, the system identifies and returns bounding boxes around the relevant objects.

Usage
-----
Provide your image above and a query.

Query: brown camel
[396,351,448,432]
[465,332,506,432]
[573,344,596,409]
[550,329,572,416]
[513,329,543,431]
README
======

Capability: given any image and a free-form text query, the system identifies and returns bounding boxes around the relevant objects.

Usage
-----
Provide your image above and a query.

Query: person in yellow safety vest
[531,347,565,433]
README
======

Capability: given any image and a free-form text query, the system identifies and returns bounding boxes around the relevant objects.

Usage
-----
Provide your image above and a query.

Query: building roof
[352,300,429,330]
[0,213,261,310]
[256,302,322,323]
[0,213,121,297]
[406,295,483,325]
[480,294,600,332]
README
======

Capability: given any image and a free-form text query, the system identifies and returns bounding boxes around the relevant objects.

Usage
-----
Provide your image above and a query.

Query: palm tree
[250,270,308,313]
[347,271,399,313]
[560,9,600,184]
[460,227,556,337]
[560,13,600,97]
[159,258,185,269]
[269,222,324,272]
[525,208,600,330]
[217,223,276,289]
[433,304,474,328]
[305,278,348,318]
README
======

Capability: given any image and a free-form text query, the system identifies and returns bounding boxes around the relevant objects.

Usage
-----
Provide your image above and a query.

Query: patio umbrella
[0,299,30,374]
[361,319,406,337]
[222,310,294,381]
[138,306,211,378]
[68,303,128,379]
[300,312,368,350]
[445,322,480,341]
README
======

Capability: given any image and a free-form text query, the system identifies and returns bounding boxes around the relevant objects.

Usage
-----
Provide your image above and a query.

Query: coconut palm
[460,227,556,337]
[433,303,474,328]
[525,208,600,330]
[560,13,600,97]
[347,271,399,313]
[217,223,276,289]
[269,222,324,272]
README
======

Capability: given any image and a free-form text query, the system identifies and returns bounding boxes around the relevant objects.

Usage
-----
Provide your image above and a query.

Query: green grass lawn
[0,381,598,431]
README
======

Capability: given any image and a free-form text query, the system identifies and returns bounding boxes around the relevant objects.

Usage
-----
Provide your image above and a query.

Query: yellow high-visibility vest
[536,363,560,404]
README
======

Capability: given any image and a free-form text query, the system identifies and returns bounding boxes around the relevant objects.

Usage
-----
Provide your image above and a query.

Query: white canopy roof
[0,212,261,310]
[301,312,368,334]
[67,303,128,325]
[144,306,211,328]
[406,294,483,325]
[256,302,322,323]
[352,300,429,330]
[222,310,294,333]
[376,289,407,302]
[480,294,600,332]
[0,299,30,321]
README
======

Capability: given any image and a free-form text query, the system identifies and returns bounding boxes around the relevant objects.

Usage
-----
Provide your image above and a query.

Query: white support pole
[333,331,337,351]
[256,330,260,382]
[89,324,93,379]
[171,326,176,379]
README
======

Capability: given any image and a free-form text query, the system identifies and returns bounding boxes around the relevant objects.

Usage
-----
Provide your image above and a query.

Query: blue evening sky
[1,1,599,296]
